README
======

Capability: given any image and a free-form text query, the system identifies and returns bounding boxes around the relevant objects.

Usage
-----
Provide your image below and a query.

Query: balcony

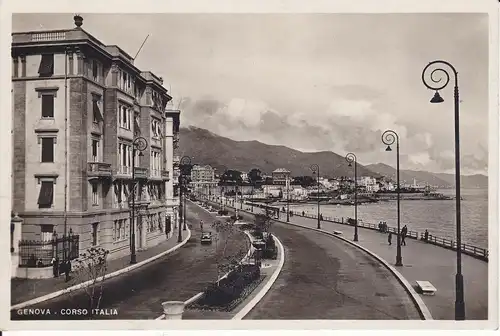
[87,162,112,178]
[133,167,149,179]
[161,170,170,181]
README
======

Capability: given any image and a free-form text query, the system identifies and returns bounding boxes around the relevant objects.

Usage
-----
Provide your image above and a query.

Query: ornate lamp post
[310,164,321,229]
[422,60,465,320]
[345,153,358,242]
[130,136,148,264]
[181,156,191,232]
[381,130,403,267]
[286,175,291,222]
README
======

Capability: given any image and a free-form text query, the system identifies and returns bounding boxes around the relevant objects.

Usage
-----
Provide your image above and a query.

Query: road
[11,201,248,320]
[244,222,421,320]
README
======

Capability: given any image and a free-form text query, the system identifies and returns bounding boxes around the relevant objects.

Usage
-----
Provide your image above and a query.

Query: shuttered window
[93,100,103,122]
[37,181,54,208]
[38,54,54,77]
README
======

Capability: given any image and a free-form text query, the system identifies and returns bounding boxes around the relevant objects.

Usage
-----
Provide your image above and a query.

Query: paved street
[11,201,248,320]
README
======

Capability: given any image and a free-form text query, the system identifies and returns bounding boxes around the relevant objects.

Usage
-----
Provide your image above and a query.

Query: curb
[11,227,192,310]
[232,233,285,320]
[277,219,434,321]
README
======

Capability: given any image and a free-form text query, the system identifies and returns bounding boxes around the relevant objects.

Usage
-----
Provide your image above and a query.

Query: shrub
[230,214,243,221]
[217,209,229,216]
[262,235,278,260]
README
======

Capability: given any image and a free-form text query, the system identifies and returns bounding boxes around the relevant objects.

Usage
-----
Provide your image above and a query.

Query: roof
[272,168,291,173]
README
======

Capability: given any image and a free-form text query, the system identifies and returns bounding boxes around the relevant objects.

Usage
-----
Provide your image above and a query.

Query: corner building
[11,17,181,261]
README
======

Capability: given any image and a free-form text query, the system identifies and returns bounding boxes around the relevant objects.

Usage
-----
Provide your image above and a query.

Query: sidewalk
[213,196,488,320]
[11,231,182,305]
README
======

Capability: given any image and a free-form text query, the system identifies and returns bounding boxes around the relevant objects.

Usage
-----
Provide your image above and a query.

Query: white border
[0,0,498,332]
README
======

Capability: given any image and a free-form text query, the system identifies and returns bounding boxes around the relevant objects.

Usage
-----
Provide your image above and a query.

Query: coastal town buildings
[11,16,181,276]
[271,168,291,185]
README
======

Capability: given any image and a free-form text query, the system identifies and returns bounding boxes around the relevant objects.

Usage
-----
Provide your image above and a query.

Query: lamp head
[348,162,352,167]
[430,91,444,104]
[138,151,144,157]
[385,145,392,152]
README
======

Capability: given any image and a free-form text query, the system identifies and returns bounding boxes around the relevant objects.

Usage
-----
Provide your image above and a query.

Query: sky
[12,13,490,175]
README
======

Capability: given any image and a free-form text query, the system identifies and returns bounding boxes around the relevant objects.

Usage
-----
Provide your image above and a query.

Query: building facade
[11,16,181,266]
[271,168,291,185]
[190,164,217,195]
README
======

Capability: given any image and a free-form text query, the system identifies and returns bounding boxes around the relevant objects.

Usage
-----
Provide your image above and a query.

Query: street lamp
[422,60,465,320]
[181,156,191,232]
[345,153,359,242]
[310,164,321,229]
[130,136,148,264]
[381,130,402,267]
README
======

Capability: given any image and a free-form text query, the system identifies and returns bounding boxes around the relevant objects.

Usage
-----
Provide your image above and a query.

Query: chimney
[74,14,83,28]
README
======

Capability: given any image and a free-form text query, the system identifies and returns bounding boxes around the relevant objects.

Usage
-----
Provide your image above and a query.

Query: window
[93,96,103,123]
[91,223,98,246]
[91,183,99,205]
[38,181,54,209]
[38,54,54,77]
[41,94,54,118]
[40,224,54,241]
[41,137,55,163]
[118,104,132,129]
[91,139,99,162]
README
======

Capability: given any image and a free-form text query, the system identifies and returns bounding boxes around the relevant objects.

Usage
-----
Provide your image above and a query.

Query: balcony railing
[134,167,149,179]
[87,162,112,177]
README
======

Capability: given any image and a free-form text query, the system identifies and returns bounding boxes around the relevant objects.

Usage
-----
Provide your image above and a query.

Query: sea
[287,188,489,249]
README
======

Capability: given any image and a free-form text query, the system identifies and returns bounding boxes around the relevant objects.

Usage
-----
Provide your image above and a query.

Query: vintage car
[200,232,213,245]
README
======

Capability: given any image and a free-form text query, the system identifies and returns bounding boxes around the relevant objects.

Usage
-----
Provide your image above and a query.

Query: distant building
[357,176,378,192]
[272,168,291,185]
[190,164,217,194]
[240,172,249,183]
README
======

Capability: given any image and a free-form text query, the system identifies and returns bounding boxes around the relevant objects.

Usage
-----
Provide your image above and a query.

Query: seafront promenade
[211,196,488,320]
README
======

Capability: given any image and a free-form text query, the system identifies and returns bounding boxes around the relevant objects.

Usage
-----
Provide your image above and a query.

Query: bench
[415,280,437,295]
[333,230,343,235]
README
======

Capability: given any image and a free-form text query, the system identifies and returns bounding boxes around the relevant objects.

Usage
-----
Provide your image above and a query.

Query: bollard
[161,301,185,319]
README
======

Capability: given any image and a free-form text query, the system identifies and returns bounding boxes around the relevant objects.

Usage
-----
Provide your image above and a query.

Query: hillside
[365,163,488,189]
[178,126,380,178]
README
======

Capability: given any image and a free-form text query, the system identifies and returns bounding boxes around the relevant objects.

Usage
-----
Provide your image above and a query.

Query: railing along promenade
[240,200,489,262]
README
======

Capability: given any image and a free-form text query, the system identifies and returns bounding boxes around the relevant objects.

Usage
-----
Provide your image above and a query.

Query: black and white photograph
[2,0,498,331]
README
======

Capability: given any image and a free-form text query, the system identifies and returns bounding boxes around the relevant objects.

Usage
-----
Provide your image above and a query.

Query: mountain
[365,163,488,189]
[178,126,380,178]
[434,173,488,189]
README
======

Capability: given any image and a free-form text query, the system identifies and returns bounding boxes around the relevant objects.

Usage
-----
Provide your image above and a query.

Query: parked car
[200,232,213,245]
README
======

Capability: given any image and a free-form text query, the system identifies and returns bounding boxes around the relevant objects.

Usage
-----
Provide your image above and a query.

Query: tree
[254,207,274,235]
[211,219,249,284]
[69,246,110,317]
[219,170,243,185]
[248,168,263,186]
[292,175,316,188]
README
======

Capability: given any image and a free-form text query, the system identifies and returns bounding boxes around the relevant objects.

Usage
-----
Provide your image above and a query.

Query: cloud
[180,93,488,175]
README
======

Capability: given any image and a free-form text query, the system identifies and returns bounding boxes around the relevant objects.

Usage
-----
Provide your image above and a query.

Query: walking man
[388,232,392,245]
[200,220,204,231]
[51,256,59,278]
[401,225,408,246]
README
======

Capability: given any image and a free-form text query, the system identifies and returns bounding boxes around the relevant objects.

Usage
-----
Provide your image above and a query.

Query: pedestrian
[51,256,59,278]
[64,259,71,282]
[36,258,43,268]
[424,229,429,241]
[200,220,204,231]
[401,225,408,246]
[302,211,305,217]
[388,232,392,245]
